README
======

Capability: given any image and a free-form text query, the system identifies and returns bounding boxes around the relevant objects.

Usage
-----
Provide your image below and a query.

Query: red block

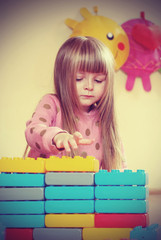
[5,228,33,240]
[95,213,149,228]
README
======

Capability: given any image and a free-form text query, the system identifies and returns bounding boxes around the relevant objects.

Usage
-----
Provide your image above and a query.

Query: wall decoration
[121,12,161,92]
[65,7,129,70]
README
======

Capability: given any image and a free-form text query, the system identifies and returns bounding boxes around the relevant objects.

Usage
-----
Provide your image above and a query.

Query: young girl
[25,36,127,171]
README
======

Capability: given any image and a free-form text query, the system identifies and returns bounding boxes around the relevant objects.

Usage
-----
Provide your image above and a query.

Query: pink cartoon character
[121,12,161,92]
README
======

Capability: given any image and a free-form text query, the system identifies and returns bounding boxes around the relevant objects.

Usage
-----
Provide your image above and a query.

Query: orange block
[45,156,99,172]
[0,157,45,173]
[45,214,95,228]
[83,228,132,240]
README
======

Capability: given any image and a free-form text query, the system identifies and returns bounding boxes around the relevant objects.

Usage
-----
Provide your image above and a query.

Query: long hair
[54,36,123,170]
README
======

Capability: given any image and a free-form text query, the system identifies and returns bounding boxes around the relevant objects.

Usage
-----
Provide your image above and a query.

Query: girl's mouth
[81,95,94,98]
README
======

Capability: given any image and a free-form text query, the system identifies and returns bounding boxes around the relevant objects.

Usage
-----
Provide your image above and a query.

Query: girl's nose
[84,78,94,91]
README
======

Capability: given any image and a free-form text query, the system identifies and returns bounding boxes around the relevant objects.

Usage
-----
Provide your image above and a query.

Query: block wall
[0,156,149,240]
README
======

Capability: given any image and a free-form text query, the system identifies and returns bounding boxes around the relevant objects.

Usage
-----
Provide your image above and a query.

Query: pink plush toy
[121,12,161,92]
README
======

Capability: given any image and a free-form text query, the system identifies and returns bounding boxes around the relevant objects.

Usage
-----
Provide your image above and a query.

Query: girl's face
[76,71,106,112]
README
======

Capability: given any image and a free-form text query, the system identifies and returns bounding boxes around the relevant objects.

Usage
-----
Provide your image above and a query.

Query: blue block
[0,201,45,214]
[0,215,45,228]
[0,173,45,187]
[95,186,149,200]
[130,224,161,240]
[45,172,94,185]
[33,228,82,240]
[45,186,94,199]
[0,188,44,200]
[95,170,148,186]
[0,223,5,240]
[45,200,94,213]
[95,200,149,213]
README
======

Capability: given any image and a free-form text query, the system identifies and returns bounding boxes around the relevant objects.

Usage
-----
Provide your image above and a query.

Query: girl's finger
[56,140,64,149]
[73,131,83,143]
[63,140,71,153]
[73,131,83,138]
[68,137,78,150]
[78,138,95,145]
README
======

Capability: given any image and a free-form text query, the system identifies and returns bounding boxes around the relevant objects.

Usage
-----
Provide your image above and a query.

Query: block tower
[0,156,149,240]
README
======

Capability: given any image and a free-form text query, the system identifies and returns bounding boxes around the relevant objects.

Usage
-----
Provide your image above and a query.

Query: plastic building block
[0,215,45,228]
[0,201,45,214]
[5,228,33,240]
[45,156,99,172]
[33,228,82,240]
[45,213,94,228]
[45,172,94,185]
[83,227,132,240]
[95,213,149,228]
[95,170,148,186]
[0,187,44,200]
[95,186,149,200]
[130,224,161,240]
[95,200,149,213]
[0,157,45,173]
[0,173,45,187]
[45,186,94,199]
[45,200,94,213]
[0,223,5,240]
[120,239,130,240]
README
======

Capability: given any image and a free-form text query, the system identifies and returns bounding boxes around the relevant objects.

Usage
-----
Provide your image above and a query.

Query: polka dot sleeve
[25,94,66,155]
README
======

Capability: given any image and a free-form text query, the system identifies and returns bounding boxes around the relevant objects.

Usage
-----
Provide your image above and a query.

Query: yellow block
[45,214,95,228]
[83,228,132,240]
[45,156,99,172]
[0,157,45,173]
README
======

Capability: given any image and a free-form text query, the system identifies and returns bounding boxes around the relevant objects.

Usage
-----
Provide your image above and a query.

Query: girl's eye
[95,79,103,83]
[76,78,83,81]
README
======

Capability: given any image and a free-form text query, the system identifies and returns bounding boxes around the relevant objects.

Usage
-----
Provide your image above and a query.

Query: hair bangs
[77,41,108,74]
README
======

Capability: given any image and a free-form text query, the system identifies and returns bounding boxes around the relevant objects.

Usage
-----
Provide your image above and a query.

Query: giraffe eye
[107,32,114,40]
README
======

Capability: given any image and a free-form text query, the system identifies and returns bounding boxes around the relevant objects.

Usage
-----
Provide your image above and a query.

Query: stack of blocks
[0,156,149,240]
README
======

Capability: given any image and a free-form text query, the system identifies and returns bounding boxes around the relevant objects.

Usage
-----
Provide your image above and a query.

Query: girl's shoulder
[40,93,61,107]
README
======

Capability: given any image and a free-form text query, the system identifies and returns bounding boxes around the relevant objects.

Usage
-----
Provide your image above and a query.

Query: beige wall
[0,0,161,189]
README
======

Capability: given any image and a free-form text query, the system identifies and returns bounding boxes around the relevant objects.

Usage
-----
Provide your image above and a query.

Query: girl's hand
[53,131,94,153]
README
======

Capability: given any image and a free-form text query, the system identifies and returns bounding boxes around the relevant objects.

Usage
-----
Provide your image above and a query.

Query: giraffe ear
[80,8,92,19]
[65,18,78,30]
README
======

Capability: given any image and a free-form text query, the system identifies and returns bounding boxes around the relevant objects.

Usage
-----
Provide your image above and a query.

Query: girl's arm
[25,94,66,155]
[25,94,94,156]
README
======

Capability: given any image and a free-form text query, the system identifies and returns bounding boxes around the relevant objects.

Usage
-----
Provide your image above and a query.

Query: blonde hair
[54,36,123,170]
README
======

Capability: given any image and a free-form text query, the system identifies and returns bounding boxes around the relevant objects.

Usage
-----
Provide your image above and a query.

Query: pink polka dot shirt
[25,94,126,169]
